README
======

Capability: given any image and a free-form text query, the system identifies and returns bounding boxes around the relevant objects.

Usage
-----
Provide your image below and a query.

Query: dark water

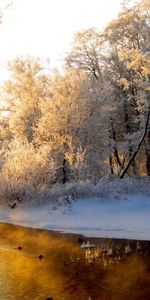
[0,223,150,300]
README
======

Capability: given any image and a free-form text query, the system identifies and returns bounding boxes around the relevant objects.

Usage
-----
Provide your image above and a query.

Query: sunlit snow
[0,195,150,240]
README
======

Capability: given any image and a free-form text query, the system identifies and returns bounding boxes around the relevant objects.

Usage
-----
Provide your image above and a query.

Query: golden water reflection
[0,223,150,300]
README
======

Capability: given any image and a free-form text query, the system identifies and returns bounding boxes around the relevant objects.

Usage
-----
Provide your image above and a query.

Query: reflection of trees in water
[82,240,150,266]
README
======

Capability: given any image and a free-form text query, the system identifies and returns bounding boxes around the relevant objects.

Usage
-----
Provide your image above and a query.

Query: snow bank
[1,177,150,206]
[74,177,150,200]
[0,177,149,240]
[0,194,150,241]
[32,176,150,204]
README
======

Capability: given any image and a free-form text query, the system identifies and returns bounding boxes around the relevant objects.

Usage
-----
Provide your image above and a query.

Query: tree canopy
[0,0,149,196]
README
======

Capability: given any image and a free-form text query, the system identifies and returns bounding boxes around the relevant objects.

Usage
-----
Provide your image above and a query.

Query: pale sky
[0,0,123,79]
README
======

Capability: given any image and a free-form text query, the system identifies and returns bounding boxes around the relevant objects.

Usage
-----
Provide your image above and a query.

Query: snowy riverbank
[0,194,150,241]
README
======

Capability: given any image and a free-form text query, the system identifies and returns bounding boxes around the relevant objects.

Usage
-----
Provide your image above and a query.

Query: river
[0,223,150,300]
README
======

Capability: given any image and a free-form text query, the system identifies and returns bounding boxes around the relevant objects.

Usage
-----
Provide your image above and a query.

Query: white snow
[0,195,150,240]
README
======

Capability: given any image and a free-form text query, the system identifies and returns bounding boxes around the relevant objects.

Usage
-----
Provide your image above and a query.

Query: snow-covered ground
[0,195,150,241]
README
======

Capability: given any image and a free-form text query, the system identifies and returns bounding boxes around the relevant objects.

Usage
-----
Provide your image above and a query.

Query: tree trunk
[123,97,138,175]
[109,154,114,175]
[120,105,150,179]
[145,131,150,176]
[146,153,150,176]
[109,119,123,173]
[62,158,67,184]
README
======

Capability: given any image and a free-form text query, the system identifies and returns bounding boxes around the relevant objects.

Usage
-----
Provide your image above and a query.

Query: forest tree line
[0,0,149,199]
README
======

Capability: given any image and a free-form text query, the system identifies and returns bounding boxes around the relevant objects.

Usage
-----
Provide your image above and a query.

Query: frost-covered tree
[35,68,109,181]
[65,0,150,176]
[2,57,51,142]
[66,28,103,81]
[1,137,56,189]
[0,0,149,196]
[103,0,150,176]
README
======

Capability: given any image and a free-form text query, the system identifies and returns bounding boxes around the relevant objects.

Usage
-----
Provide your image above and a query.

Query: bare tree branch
[120,103,150,179]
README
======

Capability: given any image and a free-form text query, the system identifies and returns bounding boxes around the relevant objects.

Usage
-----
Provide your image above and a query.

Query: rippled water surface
[0,223,150,300]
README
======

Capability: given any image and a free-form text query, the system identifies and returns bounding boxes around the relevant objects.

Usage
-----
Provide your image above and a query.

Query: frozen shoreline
[0,195,150,241]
